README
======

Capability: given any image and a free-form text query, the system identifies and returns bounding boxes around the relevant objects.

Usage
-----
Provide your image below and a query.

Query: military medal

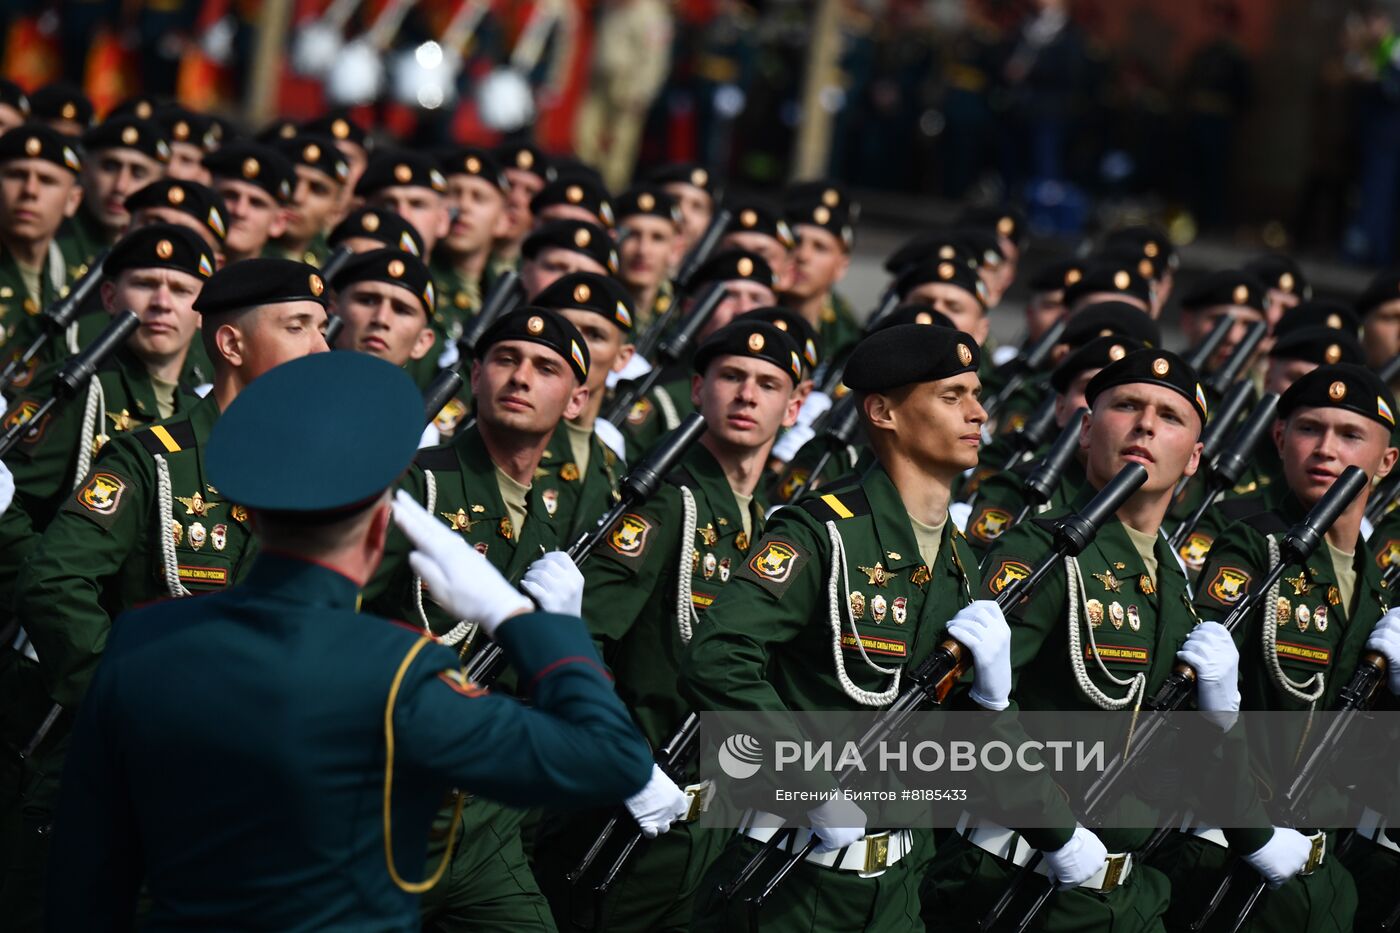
[1296,605,1311,632]
[1109,601,1125,629]
[474,542,489,557]
[910,565,932,587]
[442,508,477,532]
[1138,574,1155,596]
[699,524,719,547]
[1314,605,1328,632]
[719,558,731,582]
[736,532,749,552]
[1276,597,1290,626]
[858,562,892,587]
[189,522,207,550]
[849,591,866,620]
[1127,605,1141,631]
[892,596,907,624]
[692,551,700,574]
[542,489,558,516]
[1086,599,1104,628]
[230,505,249,523]
[498,518,512,540]
[211,523,227,551]
[560,463,580,482]
[106,409,135,432]
[1286,572,1312,596]
[703,553,717,579]
[169,520,182,547]
[871,594,888,622]
[1092,571,1123,593]
[1327,585,1340,607]
[177,491,214,516]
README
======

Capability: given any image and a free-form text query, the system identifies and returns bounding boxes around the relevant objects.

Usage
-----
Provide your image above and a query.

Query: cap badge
[1325,344,1342,364]
[387,259,405,278]
[1065,268,1083,286]
[172,120,189,141]
[938,245,956,259]
[517,149,534,169]
[748,332,766,352]
[527,315,545,334]
[1329,380,1347,401]
[938,261,955,280]
[1109,343,1126,361]
[23,136,39,157]
[167,186,185,205]
[331,118,350,139]
[1114,270,1131,290]
[60,102,77,120]
[740,209,757,228]
[242,157,260,179]
[1326,313,1342,328]
[1379,396,1396,426]
[813,205,831,224]
[1144,242,1160,258]
[565,184,583,203]
[1152,357,1170,376]
[155,239,173,259]
[394,163,413,183]
[957,343,973,366]
[1232,284,1249,305]
[362,212,380,232]
[309,274,324,297]
[302,143,320,164]
[691,168,707,187]
[573,283,591,302]
[638,192,655,211]
[574,228,591,248]
[997,216,1014,237]
[915,311,933,325]
[822,188,840,207]
[465,156,480,174]
[121,126,139,146]
[737,256,754,277]
[1280,272,1295,292]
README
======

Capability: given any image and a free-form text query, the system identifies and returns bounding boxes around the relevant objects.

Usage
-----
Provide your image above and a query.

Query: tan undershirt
[151,375,178,419]
[1327,541,1357,616]
[495,467,531,539]
[733,491,754,543]
[1123,524,1160,588]
[563,419,593,474]
[909,515,947,572]
[16,260,41,304]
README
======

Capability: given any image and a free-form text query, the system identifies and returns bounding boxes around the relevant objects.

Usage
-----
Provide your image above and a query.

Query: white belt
[955,813,1133,894]
[680,781,715,823]
[1357,807,1400,856]
[737,809,912,876]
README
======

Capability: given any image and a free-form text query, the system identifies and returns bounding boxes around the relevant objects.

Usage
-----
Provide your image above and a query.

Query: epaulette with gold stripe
[135,420,196,456]
[798,485,870,522]
[414,446,459,471]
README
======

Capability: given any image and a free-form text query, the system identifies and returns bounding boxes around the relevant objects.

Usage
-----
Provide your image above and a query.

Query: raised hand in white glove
[807,796,867,852]
[1042,827,1108,888]
[625,764,691,838]
[1177,620,1241,726]
[392,490,531,636]
[947,600,1012,711]
[1244,827,1312,889]
[520,550,585,616]
[1366,608,1400,694]
[0,461,12,518]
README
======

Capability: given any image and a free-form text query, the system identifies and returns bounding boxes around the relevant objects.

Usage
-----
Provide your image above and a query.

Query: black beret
[303,110,369,148]
[552,157,606,187]
[1063,260,1153,308]
[83,116,171,163]
[1243,253,1311,300]
[204,142,296,202]
[1027,257,1087,293]
[844,323,979,393]
[256,118,301,144]
[532,271,635,332]
[28,82,92,125]
[614,185,681,224]
[1085,349,1207,427]
[156,104,222,151]
[1278,363,1397,429]
[1061,301,1162,349]
[494,141,554,181]
[330,248,434,316]
[692,319,803,386]
[1274,299,1360,341]
[895,256,990,307]
[0,79,29,116]
[1179,270,1267,313]
[1098,245,1166,284]
[531,176,614,226]
[870,302,957,332]
[476,307,590,383]
[328,207,425,257]
[1100,225,1178,271]
[884,230,980,276]
[108,95,163,121]
[193,258,329,316]
[438,145,508,191]
[955,227,1007,268]
[783,179,856,247]
[1355,268,1400,317]
[648,162,716,195]
[746,306,821,373]
[125,179,229,243]
[688,248,776,291]
[0,124,82,174]
[275,133,349,184]
[1270,327,1365,366]
[208,352,421,516]
[104,223,216,281]
[723,198,795,249]
[521,220,617,274]
[958,204,1028,248]
[355,149,447,196]
[1050,335,1146,393]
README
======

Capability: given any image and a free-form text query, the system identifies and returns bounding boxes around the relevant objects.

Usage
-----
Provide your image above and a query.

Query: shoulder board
[414,445,460,471]
[134,419,196,456]
[664,465,699,489]
[798,485,871,522]
[1216,496,1268,526]
[1238,509,1289,536]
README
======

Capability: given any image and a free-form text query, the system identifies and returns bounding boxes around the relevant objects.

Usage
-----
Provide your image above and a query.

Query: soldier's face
[501,168,544,242]
[472,339,587,438]
[0,159,81,242]
[287,166,343,245]
[663,182,712,249]
[618,215,680,290]
[697,280,777,342]
[1277,408,1398,509]
[0,105,25,136]
[1264,357,1316,397]
[333,281,434,366]
[105,267,203,363]
[222,300,329,379]
[692,356,799,452]
[522,249,607,297]
[1082,383,1202,495]
[905,282,988,345]
[723,232,793,291]
[166,142,211,185]
[215,179,286,258]
[1026,290,1066,342]
[369,187,448,255]
[560,308,632,395]
[789,225,849,300]
[443,175,507,256]
[83,148,165,231]
[1364,301,1400,371]
[866,372,986,475]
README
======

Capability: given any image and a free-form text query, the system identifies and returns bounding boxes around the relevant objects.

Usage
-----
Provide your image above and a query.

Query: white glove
[0,461,12,517]
[1366,608,1400,694]
[806,796,866,853]
[624,764,691,838]
[392,490,531,636]
[946,600,1012,711]
[769,423,815,463]
[1244,827,1312,889]
[1177,621,1241,726]
[520,551,584,617]
[1042,827,1108,889]
[795,390,833,428]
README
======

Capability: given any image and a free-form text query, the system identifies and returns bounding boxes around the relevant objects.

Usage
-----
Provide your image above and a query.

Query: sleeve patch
[606,513,653,558]
[626,397,653,426]
[987,559,1032,596]
[1206,566,1251,604]
[437,669,488,697]
[2,399,50,445]
[735,537,810,598]
[969,507,1013,543]
[1178,533,1213,572]
[63,471,129,526]
[1378,539,1400,570]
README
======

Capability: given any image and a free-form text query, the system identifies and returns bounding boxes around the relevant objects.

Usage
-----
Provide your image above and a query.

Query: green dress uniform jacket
[963,451,1087,553]
[540,420,622,546]
[620,375,692,464]
[0,241,85,384]
[56,206,109,272]
[46,553,651,932]
[680,463,980,933]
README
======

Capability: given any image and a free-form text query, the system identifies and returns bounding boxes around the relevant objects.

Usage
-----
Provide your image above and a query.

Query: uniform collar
[857,462,928,573]
[243,551,363,610]
[678,442,759,543]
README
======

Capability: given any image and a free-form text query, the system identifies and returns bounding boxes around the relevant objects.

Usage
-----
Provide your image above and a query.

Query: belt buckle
[863,831,892,874]
[681,781,714,823]
[1098,854,1128,893]
[1301,832,1326,875]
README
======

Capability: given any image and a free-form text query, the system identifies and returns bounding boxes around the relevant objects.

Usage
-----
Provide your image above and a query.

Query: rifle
[0,247,111,392]
[1009,407,1088,526]
[634,207,733,363]
[771,394,861,504]
[723,464,1151,926]
[1206,320,1266,398]
[0,311,139,459]
[999,395,1059,471]
[1168,392,1280,551]
[981,466,1368,933]
[1170,380,1256,501]
[461,412,708,688]
[421,370,464,425]
[1184,313,1235,374]
[982,317,1068,422]
[601,282,728,429]
[1378,350,1400,388]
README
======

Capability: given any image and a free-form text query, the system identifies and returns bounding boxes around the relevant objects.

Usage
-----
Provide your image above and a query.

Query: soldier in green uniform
[1062,259,1155,317]
[329,205,427,259]
[1169,363,1400,933]
[304,109,372,209]
[782,180,863,363]
[433,146,509,340]
[1017,257,1086,351]
[26,83,93,139]
[1101,224,1179,314]
[1,258,329,929]
[649,162,716,254]
[532,172,615,229]
[271,133,348,266]
[536,318,805,932]
[62,115,172,267]
[720,196,795,293]
[928,349,1280,933]
[683,324,1016,932]
[894,250,991,348]
[493,142,555,272]
[358,150,451,260]
[204,141,295,265]
[614,185,683,334]
[44,350,652,931]
[329,247,439,392]
[154,103,221,186]
[124,177,231,264]
[520,218,619,299]
[958,205,1028,302]
[1177,270,1269,392]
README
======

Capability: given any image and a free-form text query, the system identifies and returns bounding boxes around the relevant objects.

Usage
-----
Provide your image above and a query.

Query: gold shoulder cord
[384,636,465,893]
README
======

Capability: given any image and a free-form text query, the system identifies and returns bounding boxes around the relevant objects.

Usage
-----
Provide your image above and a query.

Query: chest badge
[910,565,932,588]
[560,463,580,483]
[1092,570,1123,593]
[230,504,249,523]
[189,522,207,550]
[542,489,558,516]
[211,523,227,551]
[1285,572,1312,597]
[1127,604,1141,631]
[1276,597,1291,626]
[849,590,866,620]
[106,409,136,432]
[871,594,888,622]
[858,561,893,587]
[1327,585,1340,607]
[1314,605,1328,632]
[1138,574,1155,596]
[442,508,479,532]
[1296,605,1311,632]
[498,518,513,540]
[702,553,717,579]
[1109,601,1125,629]
[1086,598,1104,627]
[1207,567,1251,604]
[736,531,750,552]
[892,596,907,624]
[719,558,731,581]
[177,491,218,516]
[699,523,719,547]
